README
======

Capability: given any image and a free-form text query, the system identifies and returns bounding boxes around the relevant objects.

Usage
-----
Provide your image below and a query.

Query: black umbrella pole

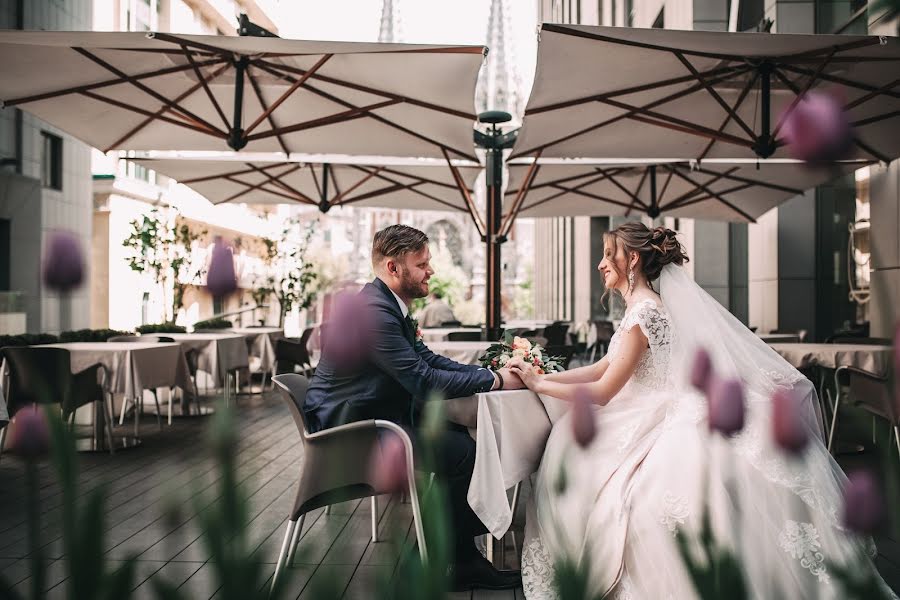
[485,145,503,341]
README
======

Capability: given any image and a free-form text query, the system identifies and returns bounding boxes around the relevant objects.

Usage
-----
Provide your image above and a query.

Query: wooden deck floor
[0,388,898,599]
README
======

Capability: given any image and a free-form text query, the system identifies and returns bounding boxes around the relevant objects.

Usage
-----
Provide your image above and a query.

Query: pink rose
[708,377,745,437]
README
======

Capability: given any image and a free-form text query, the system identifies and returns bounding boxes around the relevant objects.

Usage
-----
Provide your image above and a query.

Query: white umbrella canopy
[512,25,900,163]
[503,159,871,226]
[0,31,485,160]
[134,156,485,224]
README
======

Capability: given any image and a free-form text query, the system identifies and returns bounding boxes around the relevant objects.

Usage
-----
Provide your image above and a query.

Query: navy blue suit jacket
[304,278,495,432]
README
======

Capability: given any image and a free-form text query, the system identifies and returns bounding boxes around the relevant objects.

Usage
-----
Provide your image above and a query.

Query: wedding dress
[521,264,897,600]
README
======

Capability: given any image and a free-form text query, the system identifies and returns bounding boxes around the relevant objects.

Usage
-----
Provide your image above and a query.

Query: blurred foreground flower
[690,348,713,393]
[708,378,745,436]
[780,89,853,163]
[571,385,596,448]
[370,433,409,494]
[322,291,374,370]
[894,323,900,402]
[42,230,84,293]
[772,388,809,455]
[8,405,51,459]
[843,470,886,536]
[206,236,237,297]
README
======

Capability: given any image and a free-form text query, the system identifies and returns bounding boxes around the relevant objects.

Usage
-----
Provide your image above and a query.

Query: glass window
[41,132,62,190]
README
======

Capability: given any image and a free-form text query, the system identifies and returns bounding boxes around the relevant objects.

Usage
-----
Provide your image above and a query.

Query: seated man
[418,290,458,328]
[305,224,523,591]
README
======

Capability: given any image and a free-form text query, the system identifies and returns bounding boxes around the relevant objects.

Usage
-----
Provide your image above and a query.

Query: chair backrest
[848,368,899,425]
[298,327,315,348]
[441,320,462,327]
[272,373,312,438]
[1,347,72,417]
[830,337,892,346]
[546,345,577,369]
[155,336,176,343]
[593,320,615,344]
[543,323,570,346]
[275,338,311,367]
[447,331,482,342]
[107,335,145,343]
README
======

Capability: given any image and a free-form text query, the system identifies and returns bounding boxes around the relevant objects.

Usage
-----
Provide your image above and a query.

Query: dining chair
[587,320,615,363]
[275,331,315,379]
[0,347,114,458]
[269,374,427,592]
[447,331,482,342]
[829,365,899,461]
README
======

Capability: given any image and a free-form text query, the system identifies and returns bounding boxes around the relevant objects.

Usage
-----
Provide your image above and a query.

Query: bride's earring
[627,265,635,296]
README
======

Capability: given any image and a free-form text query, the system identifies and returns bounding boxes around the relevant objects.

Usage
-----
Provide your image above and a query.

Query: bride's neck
[623,282,655,307]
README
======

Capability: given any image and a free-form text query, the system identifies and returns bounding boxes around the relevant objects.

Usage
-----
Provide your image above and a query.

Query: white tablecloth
[1,342,193,423]
[230,327,283,371]
[420,327,482,343]
[769,343,894,377]
[429,341,492,366]
[165,333,249,385]
[444,389,569,538]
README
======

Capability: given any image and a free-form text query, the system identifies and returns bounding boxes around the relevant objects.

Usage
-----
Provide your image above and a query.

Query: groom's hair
[372,225,429,265]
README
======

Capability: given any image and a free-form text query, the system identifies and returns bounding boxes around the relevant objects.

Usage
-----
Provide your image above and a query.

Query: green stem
[25,461,45,600]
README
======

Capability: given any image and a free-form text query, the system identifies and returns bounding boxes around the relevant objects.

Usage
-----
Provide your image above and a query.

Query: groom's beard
[399,270,429,299]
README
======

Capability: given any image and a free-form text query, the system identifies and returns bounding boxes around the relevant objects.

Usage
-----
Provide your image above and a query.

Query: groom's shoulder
[359,282,399,315]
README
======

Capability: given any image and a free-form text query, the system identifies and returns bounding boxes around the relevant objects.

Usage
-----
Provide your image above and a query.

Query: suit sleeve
[368,307,495,399]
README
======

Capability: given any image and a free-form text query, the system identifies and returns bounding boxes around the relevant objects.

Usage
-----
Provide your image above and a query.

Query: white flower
[512,336,532,352]
[512,348,526,358]
[531,349,542,361]
[498,354,510,366]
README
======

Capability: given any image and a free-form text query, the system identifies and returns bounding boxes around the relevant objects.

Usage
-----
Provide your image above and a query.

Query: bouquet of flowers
[478,332,566,374]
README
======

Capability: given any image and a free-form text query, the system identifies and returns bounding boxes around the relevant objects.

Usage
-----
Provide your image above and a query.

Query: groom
[305,224,523,591]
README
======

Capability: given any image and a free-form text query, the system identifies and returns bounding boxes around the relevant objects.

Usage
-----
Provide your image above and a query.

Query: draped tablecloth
[230,327,284,371]
[769,343,894,377]
[1,342,193,424]
[164,333,249,385]
[444,389,569,539]
[420,328,482,343]
[429,341,492,366]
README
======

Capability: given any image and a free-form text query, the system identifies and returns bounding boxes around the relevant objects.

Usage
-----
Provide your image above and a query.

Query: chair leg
[103,394,115,455]
[271,518,298,596]
[118,392,128,425]
[286,513,306,566]
[152,389,162,431]
[406,457,428,564]
[133,394,140,438]
[894,426,900,463]
[371,496,379,543]
[168,389,173,425]
[0,426,6,463]
[827,389,842,453]
[325,504,333,515]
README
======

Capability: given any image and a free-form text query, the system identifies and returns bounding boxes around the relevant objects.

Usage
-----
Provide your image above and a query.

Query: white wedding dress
[521,265,897,600]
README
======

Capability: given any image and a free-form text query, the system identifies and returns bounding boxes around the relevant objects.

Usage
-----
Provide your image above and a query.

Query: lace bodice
[606,298,673,391]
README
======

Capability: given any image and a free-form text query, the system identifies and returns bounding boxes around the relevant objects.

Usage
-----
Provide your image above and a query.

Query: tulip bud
[772,388,809,455]
[690,348,713,393]
[42,230,84,293]
[9,405,51,459]
[206,237,237,297]
[842,470,885,536]
[780,90,852,163]
[322,291,373,370]
[893,323,900,405]
[370,433,409,494]
[571,385,596,448]
[708,377,745,437]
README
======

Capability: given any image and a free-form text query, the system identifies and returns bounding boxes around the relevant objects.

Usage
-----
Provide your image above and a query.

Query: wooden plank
[297,563,355,600]
[131,560,204,600]
[342,564,389,600]
[176,560,222,600]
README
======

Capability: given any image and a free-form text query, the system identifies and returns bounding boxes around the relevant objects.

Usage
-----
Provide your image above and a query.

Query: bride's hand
[505,356,528,371]
[508,364,543,393]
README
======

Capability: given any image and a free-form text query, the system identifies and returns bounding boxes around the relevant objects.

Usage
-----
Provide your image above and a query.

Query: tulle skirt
[521,380,895,600]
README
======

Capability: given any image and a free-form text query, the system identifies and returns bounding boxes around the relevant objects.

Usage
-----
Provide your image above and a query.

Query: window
[41,132,62,190]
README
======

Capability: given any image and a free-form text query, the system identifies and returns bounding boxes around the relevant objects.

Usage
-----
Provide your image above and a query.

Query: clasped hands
[504,356,544,392]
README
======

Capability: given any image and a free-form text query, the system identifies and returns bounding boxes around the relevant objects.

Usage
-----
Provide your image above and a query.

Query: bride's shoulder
[631,294,667,316]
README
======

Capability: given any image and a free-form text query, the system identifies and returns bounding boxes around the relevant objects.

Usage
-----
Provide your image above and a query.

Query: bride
[507,222,896,599]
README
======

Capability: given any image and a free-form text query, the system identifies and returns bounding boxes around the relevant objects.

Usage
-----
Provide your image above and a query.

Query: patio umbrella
[511,25,900,163]
[133,156,485,231]
[0,31,485,160]
[501,159,871,230]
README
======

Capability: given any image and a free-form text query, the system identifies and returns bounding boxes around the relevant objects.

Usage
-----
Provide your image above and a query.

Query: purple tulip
[893,323,900,407]
[206,237,237,297]
[42,230,84,293]
[571,385,596,448]
[772,388,809,455]
[779,90,853,163]
[370,433,409,494]
[708,377,745,436]
[842,470,886,536]
[690,348,713,394]
[9,405,51,459]
[322,291,373,370]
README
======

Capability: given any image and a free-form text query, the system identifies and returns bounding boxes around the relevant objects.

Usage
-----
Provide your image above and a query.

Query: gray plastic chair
[270,374,427,592]
[830,365,900,461]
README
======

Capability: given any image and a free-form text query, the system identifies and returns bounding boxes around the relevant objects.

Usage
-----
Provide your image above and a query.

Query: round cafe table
[428,341,492,366]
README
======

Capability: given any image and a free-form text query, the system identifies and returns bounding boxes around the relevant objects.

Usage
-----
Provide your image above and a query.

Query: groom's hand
[497,367,525,390]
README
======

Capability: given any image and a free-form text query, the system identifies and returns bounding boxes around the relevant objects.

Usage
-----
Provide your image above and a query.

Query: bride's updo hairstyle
[603,222,689,287]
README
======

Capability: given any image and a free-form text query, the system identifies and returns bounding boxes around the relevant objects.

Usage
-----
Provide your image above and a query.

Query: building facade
[0,0,94,335]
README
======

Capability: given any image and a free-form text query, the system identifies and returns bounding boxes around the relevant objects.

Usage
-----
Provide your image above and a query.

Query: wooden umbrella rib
[515,169,622,213]
[180,44,230,131]
[245,67,289,154]
[180,162,287,184]
[656,167,676,205]
[79,89,220,138]
[253,58,477,121]
[698,68,759,162]
[771,51,836,141]
[673,52,756,139]
[501,154,541,236]
[506,169,608,193]
[667,166,756,222]
[244,99,401,142]
[308,163,323,199]
[547,183,639,211]
[662,164,739,207]
[511,67,750,158]
[328,163,342,197]
[686,165,802,194]
[339,181,419,204]
[73,47,227,137]
[440,148,486,235]
[853,137,891,163]
[779,63,900,100]
[104,61,231,151]
[2,57,224,107]
[779,36,883,61]
[526,64,744,116]
[243,53,333,137]
[844,76,900,111]
[329,166,384,205]
[601,167,649,210]
[245,163,315,203]
[851,109,900,129]
[148,32,231,57]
